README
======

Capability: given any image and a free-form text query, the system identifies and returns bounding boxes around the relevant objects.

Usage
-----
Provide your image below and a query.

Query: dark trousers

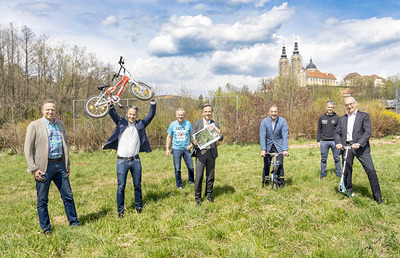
[195,150,215,201]
[343,148,382,199]
[262,145,284,182]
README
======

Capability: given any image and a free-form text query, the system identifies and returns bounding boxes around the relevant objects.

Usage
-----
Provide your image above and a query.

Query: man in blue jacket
[260,105,289,188]
[103,94,156,217]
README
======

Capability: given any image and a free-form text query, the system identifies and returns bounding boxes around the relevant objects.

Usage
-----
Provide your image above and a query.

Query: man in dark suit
[192,104,223,205]
[104,94,156,216]
[335,97,382,204]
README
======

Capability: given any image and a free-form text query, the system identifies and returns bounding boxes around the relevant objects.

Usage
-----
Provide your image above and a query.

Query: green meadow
[1,141,400,257]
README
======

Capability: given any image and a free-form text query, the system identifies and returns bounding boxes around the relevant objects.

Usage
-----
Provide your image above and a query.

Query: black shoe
[196,200,201,206]
[43,230,52,235]
[136,208,142,214]
[262,178,269,188]
[118,212,124,219]
[207,197,214,203]
[375,198,383,204]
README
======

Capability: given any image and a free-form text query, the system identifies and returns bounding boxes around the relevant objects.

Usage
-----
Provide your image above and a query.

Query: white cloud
[148,2,294,57]
[294,16,400,80]
[211,43,278,76]
[14,2,59,16]
[102,15,119,27]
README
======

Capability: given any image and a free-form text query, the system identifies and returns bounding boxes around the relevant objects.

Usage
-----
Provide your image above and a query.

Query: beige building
[279,41,337,87]
[343,73,385,87]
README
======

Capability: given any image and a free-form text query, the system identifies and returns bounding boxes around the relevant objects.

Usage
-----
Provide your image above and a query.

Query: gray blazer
[192,119,223,159]
[24,118,70,174]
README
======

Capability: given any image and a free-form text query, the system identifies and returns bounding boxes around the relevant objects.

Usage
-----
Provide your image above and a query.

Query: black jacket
[317,112,339,142]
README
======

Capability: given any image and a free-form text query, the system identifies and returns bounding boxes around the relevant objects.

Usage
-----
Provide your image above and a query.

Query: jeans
[36,161,79,232]
[116,158,142,213]
[320,140,341,177]
[171,149,194,188]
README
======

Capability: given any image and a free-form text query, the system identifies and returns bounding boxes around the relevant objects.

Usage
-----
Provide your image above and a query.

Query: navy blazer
[260,116,289,153]
[334,110,372,153]
[103,103,156,153]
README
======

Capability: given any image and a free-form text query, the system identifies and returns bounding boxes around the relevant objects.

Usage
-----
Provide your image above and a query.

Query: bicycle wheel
[130,81,153,101]
[84,95,110,118]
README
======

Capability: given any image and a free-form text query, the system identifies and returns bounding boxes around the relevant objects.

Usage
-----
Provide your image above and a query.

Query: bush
[358,100,400,138]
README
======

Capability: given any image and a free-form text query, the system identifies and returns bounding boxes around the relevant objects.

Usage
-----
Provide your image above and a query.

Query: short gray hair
[126,105,138,113]
[327,101,335,105]
[176,108,185,115]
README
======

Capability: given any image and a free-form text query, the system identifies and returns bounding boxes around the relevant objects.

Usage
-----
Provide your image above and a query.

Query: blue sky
[2,0,400,95]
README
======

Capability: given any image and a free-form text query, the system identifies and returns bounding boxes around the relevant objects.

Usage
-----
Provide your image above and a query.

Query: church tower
[291,39,302,75]
[279,44,289,75]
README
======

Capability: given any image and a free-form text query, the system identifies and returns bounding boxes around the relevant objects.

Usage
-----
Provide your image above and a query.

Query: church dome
[306,58,317,70]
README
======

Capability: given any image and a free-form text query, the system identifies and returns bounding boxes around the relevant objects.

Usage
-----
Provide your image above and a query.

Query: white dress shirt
[346,110,358,142]
[117,122,140,157]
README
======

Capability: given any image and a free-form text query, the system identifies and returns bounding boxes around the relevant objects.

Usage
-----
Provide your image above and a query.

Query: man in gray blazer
[24,100,79,234]
[192,104,223,205]
[335,97,382,204]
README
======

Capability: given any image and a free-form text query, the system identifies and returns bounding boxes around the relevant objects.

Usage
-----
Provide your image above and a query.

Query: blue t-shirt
[167,120,192,150]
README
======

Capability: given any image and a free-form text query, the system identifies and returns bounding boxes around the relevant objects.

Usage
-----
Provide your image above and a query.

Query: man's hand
[317,142,320,148]
[352,143,360,149]
[215,127,221,135]
[33,169,45,181]
[192,138,198,146]
[166,149,170,156]
[283,151,289,157]
[66,165,70,177]
[336,144,343,150]
[187,144,192,150]
[260,150,266,157]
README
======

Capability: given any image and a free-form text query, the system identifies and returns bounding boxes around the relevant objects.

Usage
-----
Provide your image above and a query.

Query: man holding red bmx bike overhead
[103,91,156,217]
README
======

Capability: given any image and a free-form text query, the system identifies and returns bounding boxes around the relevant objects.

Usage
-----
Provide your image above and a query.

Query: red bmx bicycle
[84,56,153,118]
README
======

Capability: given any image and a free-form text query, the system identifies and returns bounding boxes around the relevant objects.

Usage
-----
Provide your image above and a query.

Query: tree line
[0,23,112,123]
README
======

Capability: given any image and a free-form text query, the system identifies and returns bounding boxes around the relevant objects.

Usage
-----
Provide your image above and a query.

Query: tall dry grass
[1,98,399,154]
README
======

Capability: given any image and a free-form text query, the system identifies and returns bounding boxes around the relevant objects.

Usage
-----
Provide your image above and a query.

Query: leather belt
[346,141,353,144]
[48,158,62,163]
[117,155,139,161]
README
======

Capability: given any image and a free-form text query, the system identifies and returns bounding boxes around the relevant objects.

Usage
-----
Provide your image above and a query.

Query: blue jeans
[36,161,79,232]
[116,158,142,213]
[172,149,194,188]
[320,140,341,177]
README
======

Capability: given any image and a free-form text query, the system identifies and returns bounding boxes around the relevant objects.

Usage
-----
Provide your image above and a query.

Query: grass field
[1,141,400,257]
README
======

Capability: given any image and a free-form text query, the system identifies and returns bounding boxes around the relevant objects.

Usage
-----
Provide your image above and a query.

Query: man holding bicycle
[260,105,289,188]
[103,92,156,217]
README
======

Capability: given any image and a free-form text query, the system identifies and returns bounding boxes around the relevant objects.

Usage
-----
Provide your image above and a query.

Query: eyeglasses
[345,102,355,107]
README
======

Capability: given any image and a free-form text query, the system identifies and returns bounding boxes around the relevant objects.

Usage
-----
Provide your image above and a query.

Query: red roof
[306,70,336,79]
[343,72,361,80]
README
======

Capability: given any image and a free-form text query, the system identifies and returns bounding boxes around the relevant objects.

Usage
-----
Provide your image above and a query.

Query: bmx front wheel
[130,81,153,101]
[84,95,110,118]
